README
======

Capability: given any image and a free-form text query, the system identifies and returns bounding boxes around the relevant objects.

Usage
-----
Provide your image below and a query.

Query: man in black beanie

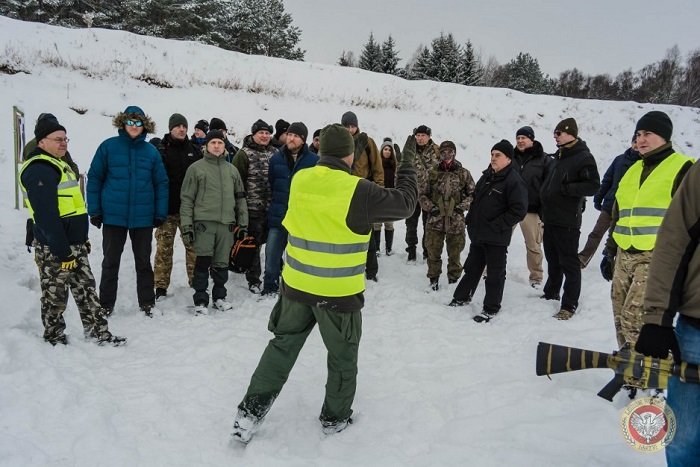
[310,128,321,154]
[23,113,80,175]
[209,117,239,160]
[513,125,550,288]
[540,118,600,320]
[152,112,202,300]
[271,119,290,149]
[232,125,417,443]
[602,110,693,358]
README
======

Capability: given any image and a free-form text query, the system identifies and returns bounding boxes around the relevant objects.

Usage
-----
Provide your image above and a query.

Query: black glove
[60,255,77,271]
[90,215,103,229]
[182,231,194,248]
[85,240,91,254]
[154,218,165,228]
[429,206,440,217]
[600,255,614,281]
[234,227,248,242]
[635,323,681,363]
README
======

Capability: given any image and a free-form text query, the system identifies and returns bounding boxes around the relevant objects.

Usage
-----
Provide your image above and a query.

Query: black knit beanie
[195,119,209,133]
[341,111,358,127]
[491,139,514,159]
[274,119,290,138]
[554,118,578,138]
[287,122,308,141]
[205,130,226,144]
[313,128,321,139]
[251,119,273,134]
[320,124,354,158]
[635,111,672,141]
[35,118,66,141]
[209,118,227,131]
[168,113,188,131]
[516,126,535,141]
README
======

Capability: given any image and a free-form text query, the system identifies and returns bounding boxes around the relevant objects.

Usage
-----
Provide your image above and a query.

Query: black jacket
[155,134,202,215]
[513,140,550,213]
[466,163,527,246]
[21,148,89,260]
[540,139,600,228]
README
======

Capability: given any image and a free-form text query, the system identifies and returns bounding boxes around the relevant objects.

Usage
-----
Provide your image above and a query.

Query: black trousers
[542,224,581,311]
[192,255,228,306]
[453,243,507,313]
[405,203,427,253]
[99,225,155,309]
[245,212,268,286]
[365,231,378,277]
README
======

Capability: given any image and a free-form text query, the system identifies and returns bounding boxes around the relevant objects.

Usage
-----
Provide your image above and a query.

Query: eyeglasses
[553,131,563,136]
[47,137,70,143]
[125,119,144,127]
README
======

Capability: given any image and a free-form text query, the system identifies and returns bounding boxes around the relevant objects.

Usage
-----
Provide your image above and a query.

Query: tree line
[342,33,700,108]
[3,2,698,107]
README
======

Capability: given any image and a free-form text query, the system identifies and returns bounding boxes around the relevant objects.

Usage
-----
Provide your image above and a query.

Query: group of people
[20,106,700,461]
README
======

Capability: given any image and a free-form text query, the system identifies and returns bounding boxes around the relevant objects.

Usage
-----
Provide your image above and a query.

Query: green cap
[320,123,354,158]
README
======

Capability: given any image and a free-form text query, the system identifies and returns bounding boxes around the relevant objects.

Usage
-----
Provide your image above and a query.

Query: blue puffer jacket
[267,143,319,228]
[594,147,640,214]
[87,106,169,228]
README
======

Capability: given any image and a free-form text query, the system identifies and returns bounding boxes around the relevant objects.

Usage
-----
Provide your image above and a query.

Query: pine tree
[229,0,305,60]
[676,49,700,107]
[358,32,382,72]
[460,40,482,86]
[409,46,432,80]
[498,52,548,94]
[380,35,400,75]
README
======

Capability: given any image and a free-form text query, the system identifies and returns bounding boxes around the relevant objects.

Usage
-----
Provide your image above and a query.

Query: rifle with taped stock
[536,342,700,401]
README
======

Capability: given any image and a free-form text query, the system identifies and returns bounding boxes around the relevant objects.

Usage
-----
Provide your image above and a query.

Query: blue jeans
[666,316,700,466]
[263,227,288,293]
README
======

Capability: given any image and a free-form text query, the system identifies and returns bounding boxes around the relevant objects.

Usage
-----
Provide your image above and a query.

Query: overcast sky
[285,0,700,77]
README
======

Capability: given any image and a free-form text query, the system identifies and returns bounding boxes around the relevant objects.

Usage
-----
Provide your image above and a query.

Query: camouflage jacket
[420,159,475,234]
[231,135,276,213]
[415,141,440,196]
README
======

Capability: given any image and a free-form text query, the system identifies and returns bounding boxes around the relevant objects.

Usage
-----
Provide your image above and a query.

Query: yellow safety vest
[282,165,370,297]
[19,154,86,220]
[613,152,694,250]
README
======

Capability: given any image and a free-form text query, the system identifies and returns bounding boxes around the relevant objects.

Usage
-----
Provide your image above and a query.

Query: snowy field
[1,16,700,466]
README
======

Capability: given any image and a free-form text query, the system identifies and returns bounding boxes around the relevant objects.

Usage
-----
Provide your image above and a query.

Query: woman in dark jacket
[450,140,527,323]
[372,138,398,255]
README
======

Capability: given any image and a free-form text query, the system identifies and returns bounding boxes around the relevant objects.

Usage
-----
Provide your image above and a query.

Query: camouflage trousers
[425,229,466,281]
[34,243,110,344]
[154,214,196,289]
[611,249,653,348]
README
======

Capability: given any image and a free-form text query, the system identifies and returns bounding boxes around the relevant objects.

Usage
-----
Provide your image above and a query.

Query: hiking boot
[101,306,114,317]
[448,277,458,284]
[213,299,233,312]
[473,310,497,323]
[429,277,439,291]
[406,246,417,262]
[448,298,468,307]
[45,335,68,346]
[140,304,154,318]
[96,333,127,347]
[260,289,278,297]
[231,410,263,444]
[248,281,262,294]
[530,281,542,289]
[366,273,378,282]
[320,417,353,435]
[553,308,575,320]
[155,288,168,301]
[194,304,208,315]
[540,294,560,301]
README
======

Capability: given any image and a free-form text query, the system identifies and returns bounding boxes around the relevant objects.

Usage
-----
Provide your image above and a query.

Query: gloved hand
[154,218,165,228]
[234,227,248,242]
[400,135,416,167]
[600,255,615,281]
[182,229,194,248]
[60,255,77,270]
[85,240,91,254]
[635,323,681,363]
[90,215,103,229]
[429,206,440,217]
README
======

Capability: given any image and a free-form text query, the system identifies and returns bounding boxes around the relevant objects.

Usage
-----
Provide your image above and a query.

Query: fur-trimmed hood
[112,105,156,135]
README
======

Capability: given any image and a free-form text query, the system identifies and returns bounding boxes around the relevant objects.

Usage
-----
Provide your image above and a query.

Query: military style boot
[385,230,394,256]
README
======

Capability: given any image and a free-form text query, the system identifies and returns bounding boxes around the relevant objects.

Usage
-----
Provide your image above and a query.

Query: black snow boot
[406,246,417,262]
[372,230,381,257]
[385,230,394,256]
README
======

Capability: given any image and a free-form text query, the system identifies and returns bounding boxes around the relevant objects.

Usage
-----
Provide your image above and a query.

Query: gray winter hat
[341,111,358,127]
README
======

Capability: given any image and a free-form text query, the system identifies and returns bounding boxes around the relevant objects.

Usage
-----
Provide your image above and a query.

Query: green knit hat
[320,124,354,158]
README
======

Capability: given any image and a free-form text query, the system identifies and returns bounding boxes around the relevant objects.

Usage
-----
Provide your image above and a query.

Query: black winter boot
[406,246,417,262]
[372,230,381,257]
[385,230,394,256]
[429,277,439,291]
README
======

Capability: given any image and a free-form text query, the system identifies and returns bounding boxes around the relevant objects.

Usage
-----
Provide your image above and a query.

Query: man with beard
[513,126,550,288]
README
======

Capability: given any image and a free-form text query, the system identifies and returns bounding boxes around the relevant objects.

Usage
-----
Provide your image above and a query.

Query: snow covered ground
[1,16,699,466]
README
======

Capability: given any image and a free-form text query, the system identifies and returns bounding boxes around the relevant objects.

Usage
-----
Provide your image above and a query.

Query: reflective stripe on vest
[19,154,86,220]
[613,152,694,250]
[282,165,370,297]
